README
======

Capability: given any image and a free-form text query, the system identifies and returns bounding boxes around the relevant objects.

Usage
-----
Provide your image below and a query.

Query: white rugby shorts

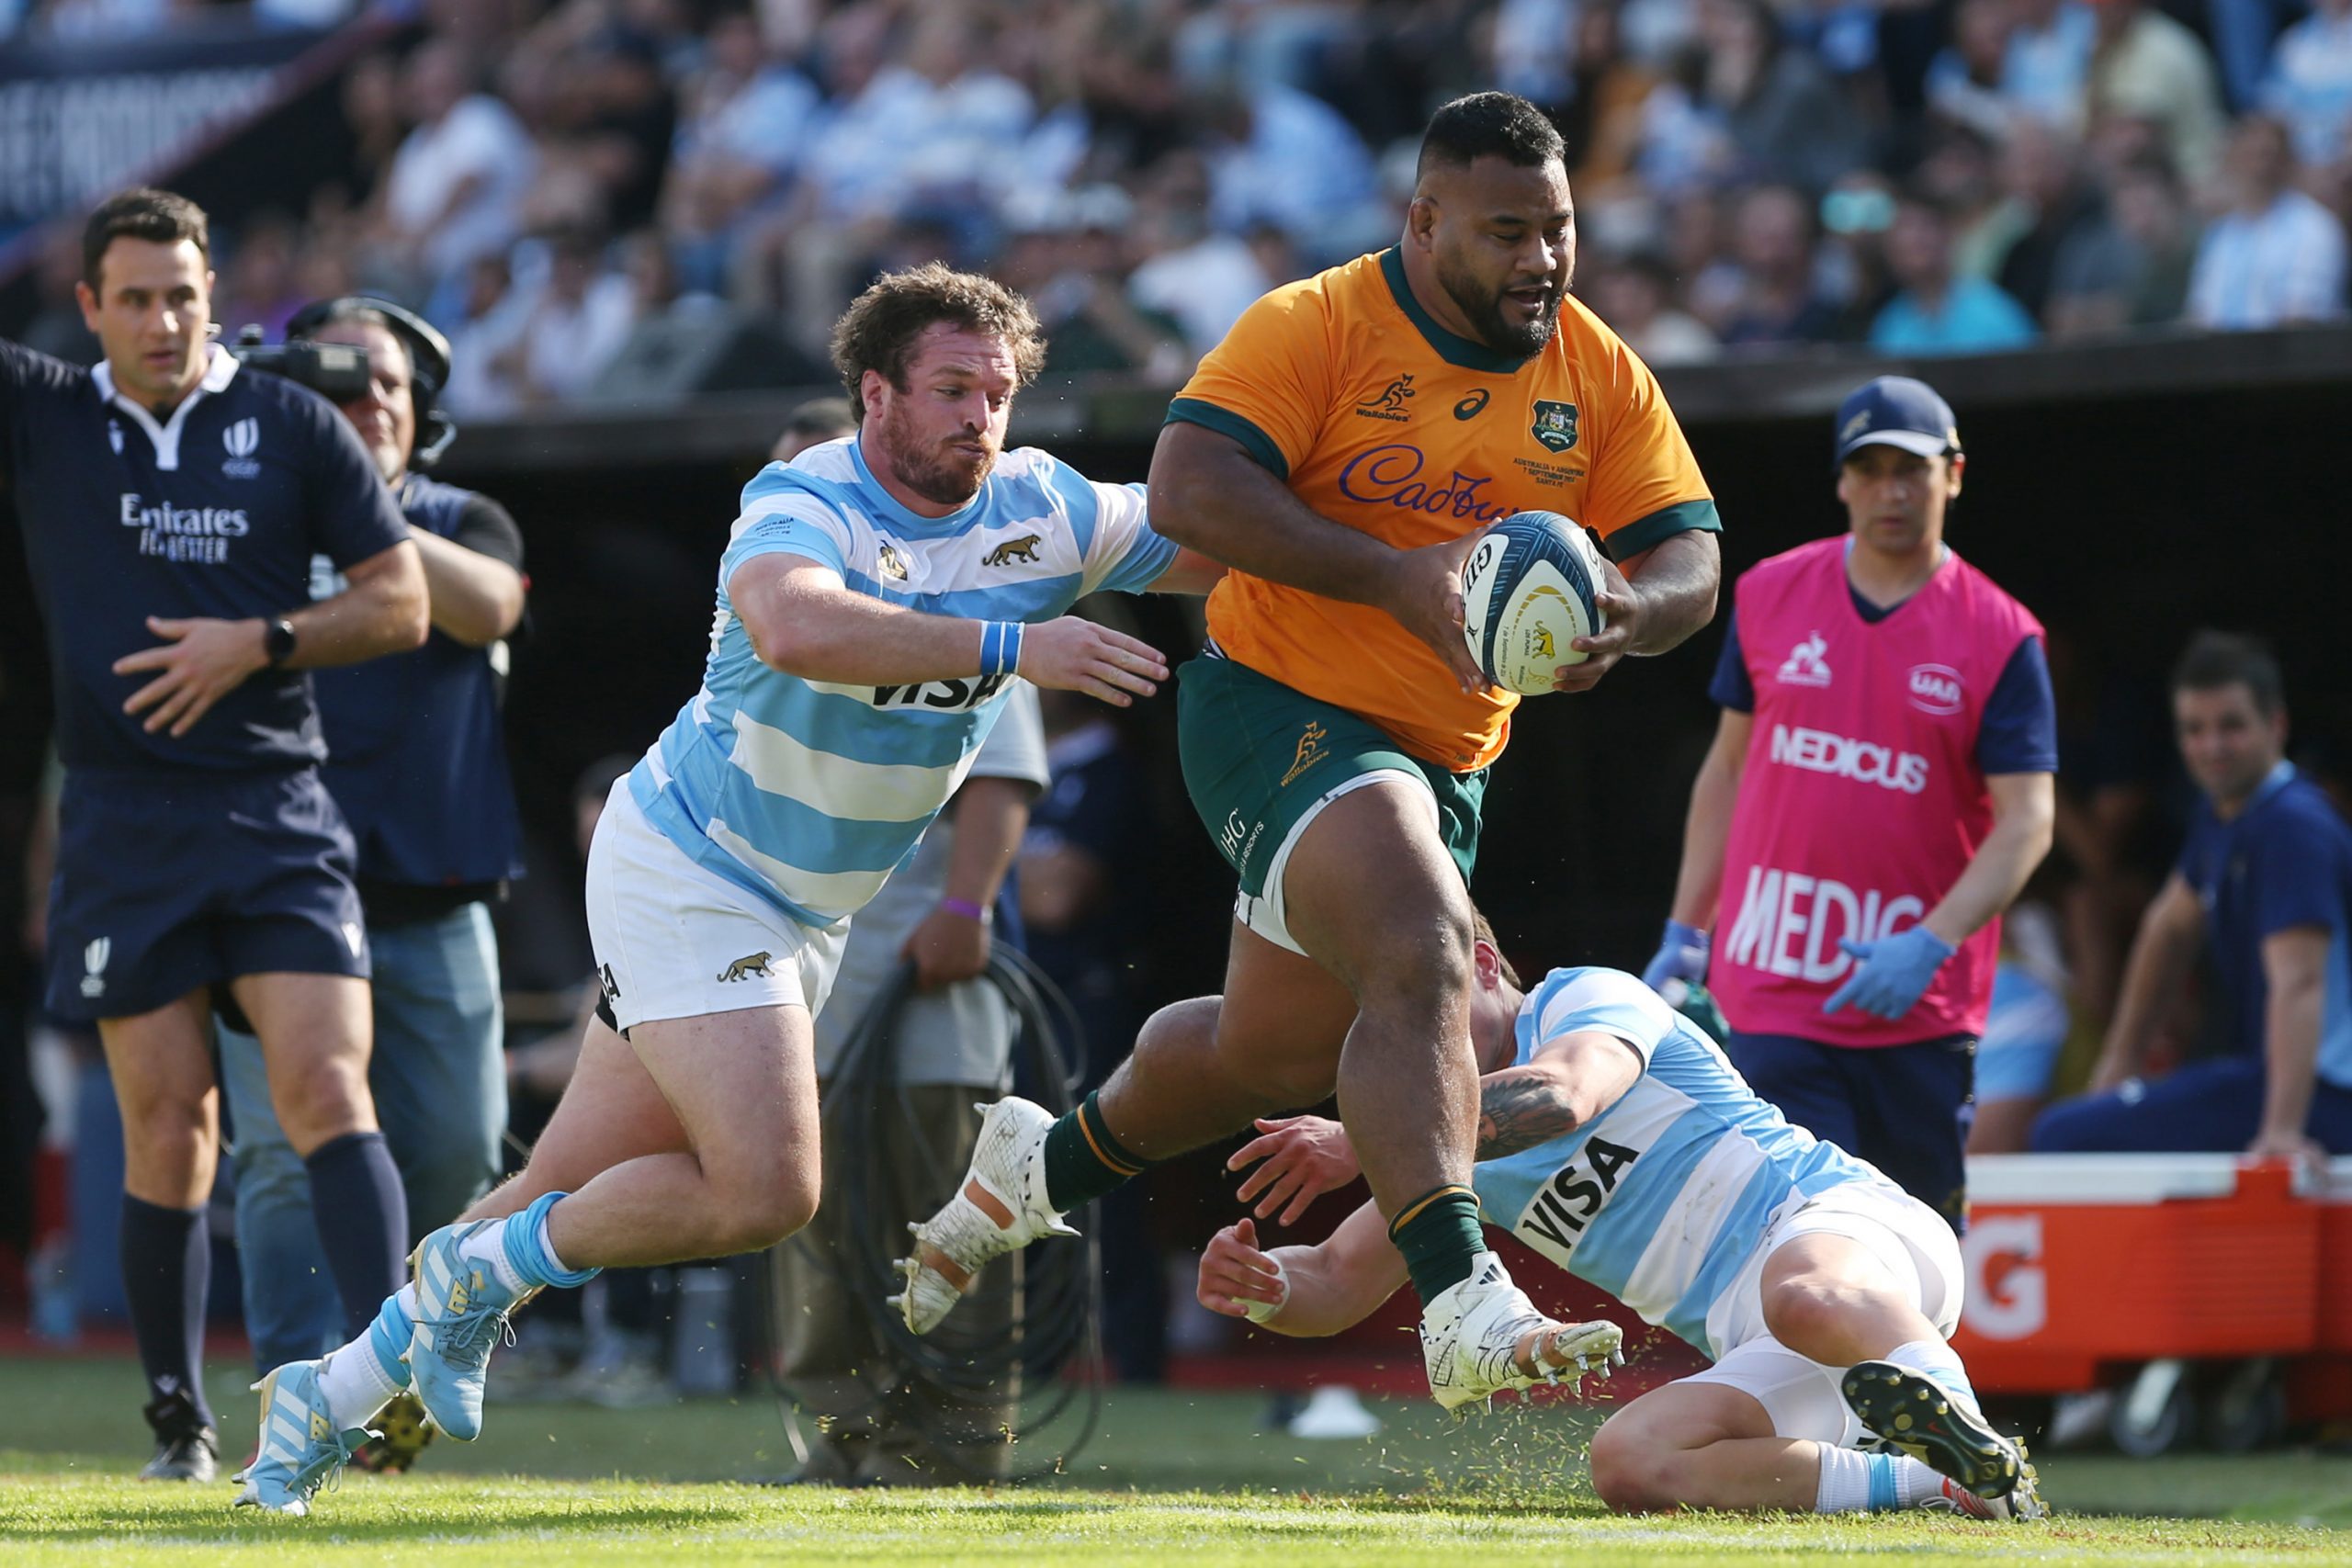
[1234,769,1439,955]
[1678,1181,1964,1446]
[584,781,847,1033]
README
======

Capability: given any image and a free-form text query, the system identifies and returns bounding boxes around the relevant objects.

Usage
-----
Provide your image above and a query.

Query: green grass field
[8,1353,2352,1565]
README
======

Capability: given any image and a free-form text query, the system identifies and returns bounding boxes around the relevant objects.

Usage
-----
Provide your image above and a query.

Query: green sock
[1041,1092,1153,1212]
[1389,1185,1487,1303]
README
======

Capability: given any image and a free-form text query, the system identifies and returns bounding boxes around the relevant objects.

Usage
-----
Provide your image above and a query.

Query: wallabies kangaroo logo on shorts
[718,951,775,983]
[1281,720,1330,786]
[984,534,1042,568]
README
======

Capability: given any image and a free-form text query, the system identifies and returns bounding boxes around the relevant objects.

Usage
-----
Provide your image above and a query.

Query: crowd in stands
[13,0,2352,400]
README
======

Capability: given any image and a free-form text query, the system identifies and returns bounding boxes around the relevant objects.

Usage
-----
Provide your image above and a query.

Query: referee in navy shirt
[215,299,526,1467]
[2,188,428,1481]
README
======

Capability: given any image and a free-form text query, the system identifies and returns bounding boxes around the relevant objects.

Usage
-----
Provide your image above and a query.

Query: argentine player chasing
[236,265,1221,1514]
[1197,943,2045,1522]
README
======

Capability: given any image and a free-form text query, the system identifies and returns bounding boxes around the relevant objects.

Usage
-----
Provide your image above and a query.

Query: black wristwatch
[263,617,298,667]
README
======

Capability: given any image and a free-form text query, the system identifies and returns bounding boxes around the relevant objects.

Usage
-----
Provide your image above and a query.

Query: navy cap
[1833,376,1961,468]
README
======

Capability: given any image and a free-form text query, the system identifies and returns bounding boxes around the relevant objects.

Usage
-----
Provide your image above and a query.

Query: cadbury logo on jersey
[1337,445,1510,524]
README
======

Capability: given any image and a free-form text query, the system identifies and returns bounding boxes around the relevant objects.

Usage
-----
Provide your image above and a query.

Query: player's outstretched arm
[1148,422,1487,693]
[1196,1205,1405,1337]
[732,553,1169,706]
[1479,1032,1644,1158]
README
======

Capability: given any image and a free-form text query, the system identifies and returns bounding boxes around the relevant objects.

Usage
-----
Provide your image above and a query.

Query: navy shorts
[44,765,369,1022]
[2030,1055,2352,1154]
[1724,1030,1977,1233]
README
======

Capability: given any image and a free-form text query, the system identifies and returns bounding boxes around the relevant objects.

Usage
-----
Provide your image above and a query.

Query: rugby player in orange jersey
[900,92,1723,1411]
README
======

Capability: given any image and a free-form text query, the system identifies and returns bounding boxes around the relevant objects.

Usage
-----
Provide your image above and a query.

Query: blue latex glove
[1642,919,1711,993]
[1822,925,1957,1020]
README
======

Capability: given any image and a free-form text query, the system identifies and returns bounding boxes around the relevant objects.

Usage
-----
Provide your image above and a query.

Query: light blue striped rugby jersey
[1471,966,1894,1358]
[628,435,1179,929]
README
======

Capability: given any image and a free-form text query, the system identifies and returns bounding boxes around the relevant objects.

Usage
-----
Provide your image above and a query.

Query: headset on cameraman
[235,295,458,469]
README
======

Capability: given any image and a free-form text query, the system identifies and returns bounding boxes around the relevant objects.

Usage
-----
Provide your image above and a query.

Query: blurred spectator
[1715,184,1841,346]
[1194,76,1383,263]
[2087,0,2229,185]
[16,229,99,367]
[2046,153,2199,333]
[1928,0,2025,143]
[660,9,820,294]
[1587,251,1723,364]
[379,39,538,293]
[2003,0,2098,131]
[441,253,527,417]
[1692,0,1869,191]
[2187,114,2349,326]
[1871,189,2042,351]
[339,53,410,209]
[1125,150,1274,356]
[1816,168,1903,336]
[2260,0,2352,167]
[769,396,855,464]
[1968,899,2076,1152]
[1989,118,2107,321]
[1002,187,1193,378]
[1916,126,2020,279]
[212,212,308,344]
[1559,3,1660,194]
[488,230,639,406]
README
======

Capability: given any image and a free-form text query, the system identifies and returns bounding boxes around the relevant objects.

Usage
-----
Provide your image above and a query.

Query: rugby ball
[1460,512,1606,694]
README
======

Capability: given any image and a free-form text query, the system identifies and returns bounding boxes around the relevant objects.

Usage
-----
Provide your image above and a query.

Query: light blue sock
[503,1191,600,1291]
[367,1282,417,1388]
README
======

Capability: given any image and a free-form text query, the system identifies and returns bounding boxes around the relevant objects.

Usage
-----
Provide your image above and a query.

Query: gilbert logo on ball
[1460,512,1605,694]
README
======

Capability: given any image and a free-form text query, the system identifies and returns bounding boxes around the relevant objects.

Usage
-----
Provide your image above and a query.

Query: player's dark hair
[783,396,855,441]
[1417,92,1565,183]
[2173,630,2285,717]
[83,186,209,288]
[829,263,1046,423]
[1470,908,1523,990]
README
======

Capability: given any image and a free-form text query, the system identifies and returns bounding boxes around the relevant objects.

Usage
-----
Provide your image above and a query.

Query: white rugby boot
[1922,1472,2051,1522]
[1419,1254,1626,1414]
[1843,1359,2044,1513]
[894,1096,1079,1334]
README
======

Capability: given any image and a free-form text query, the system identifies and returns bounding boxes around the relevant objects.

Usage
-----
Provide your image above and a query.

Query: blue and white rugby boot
[408,1221,531,1441]
[232,1359,371,1516]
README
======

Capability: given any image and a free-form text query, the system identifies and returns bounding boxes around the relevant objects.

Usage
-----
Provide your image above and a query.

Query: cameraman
[216,296,526,1468]
[2,188,427,1481]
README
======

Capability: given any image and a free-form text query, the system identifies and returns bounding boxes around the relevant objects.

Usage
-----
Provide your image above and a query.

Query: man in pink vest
[1645,377,2056,1229]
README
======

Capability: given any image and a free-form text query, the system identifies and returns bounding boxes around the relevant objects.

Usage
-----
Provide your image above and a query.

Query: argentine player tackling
[232,264,1219,1515]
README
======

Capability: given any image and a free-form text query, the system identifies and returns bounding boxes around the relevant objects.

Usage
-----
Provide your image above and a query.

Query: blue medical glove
[1642,919,1711,993]
[1822,925,1957,1020]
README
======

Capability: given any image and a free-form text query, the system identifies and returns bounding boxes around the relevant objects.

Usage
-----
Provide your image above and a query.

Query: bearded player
[903,92,1721,1412]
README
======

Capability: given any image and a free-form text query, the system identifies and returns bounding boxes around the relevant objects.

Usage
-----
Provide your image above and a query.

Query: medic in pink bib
[1645,378,2057,1228]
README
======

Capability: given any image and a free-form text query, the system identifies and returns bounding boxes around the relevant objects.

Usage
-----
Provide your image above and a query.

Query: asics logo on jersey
[982,534,1042,567]
[1337,446,1509,524]
[1530,400,1579,454]
[1769,723,1930,795]
[717,951,775,982]
[870,671,1012,712]
[1354,375,1416,422]
[1453,389,1491,420]
[1777,632,1832,687]
[1514,1135,1638,1255]
[1720,863,1928,981]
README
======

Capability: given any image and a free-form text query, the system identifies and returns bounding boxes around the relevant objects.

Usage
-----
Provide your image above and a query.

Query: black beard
[1436,255,1567,359]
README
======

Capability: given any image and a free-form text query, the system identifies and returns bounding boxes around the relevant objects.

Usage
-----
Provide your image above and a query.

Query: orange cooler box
[1951,1155,2322,1394]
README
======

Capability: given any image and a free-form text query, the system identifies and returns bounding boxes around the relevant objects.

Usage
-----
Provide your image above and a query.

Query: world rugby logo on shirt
[223,418,262,479]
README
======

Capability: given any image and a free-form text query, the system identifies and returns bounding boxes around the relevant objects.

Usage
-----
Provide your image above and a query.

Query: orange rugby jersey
[1168,247,1718,771]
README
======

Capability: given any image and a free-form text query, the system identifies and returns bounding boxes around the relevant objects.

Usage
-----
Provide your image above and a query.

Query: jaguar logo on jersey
[1281,720,1329,786]
[1530,400,1579,454]
[718,951,775,982]
[983,534,1041,568]
[1906,662,1965,716]
[1514,1135,1639,1255]
[876,542,910,581]
[80,937,110,999]
[222,417,262,479]
[1354,374,1417,423]
[1453,388,1491,421]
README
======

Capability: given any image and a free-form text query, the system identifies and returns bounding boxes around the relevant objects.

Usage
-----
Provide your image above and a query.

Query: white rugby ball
[1459,511,1606,694]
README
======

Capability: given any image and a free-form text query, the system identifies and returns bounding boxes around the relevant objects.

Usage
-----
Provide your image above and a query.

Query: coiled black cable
[763,944,1103,1483]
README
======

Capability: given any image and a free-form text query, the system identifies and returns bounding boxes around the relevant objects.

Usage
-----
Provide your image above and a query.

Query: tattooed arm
[1476,1032,1646,1160]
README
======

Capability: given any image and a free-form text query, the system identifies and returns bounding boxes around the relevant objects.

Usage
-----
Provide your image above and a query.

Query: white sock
[456,1215,531,1294]
[1815,1446,1951,1512]
[1885,1338,1983,1419]
[316,1344,401,1432]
